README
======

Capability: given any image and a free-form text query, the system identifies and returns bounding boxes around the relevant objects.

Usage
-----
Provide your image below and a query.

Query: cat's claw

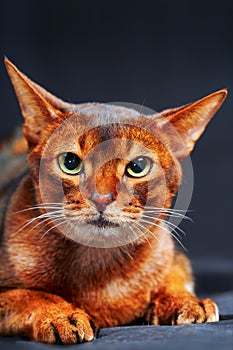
[199,298,219,323]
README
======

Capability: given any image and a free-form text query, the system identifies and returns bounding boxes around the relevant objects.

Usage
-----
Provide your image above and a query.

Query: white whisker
[135,220,160,242]
[142,214,186,238]
[139,218,171,234]
[131,222,153,246]
[144,206,192,212]
[142,216,183,241]
[40,218,67,239]
[31,214,66,233]
[12,210,65,237]
[138,217,187,250]
[13,203,63,215]
[130,222,148,242]
[143,209,192,221]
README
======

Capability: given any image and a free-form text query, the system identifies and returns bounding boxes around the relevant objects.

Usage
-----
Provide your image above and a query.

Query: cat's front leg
[145,253,219,325]
[0,289,97,344]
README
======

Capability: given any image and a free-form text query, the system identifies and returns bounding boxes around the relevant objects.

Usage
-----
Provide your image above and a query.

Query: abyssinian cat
[0,58,227,344]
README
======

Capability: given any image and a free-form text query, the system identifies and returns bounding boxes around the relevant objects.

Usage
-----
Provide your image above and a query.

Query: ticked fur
[0,58,227,344]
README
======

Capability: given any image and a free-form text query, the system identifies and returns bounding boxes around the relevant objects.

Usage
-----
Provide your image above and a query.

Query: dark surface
[0,261,232,350]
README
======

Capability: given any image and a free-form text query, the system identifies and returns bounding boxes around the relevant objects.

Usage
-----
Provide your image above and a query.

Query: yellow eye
[58,152,83,175]
[126,157,151,178]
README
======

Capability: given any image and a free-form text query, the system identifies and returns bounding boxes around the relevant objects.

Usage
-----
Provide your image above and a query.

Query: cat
[0,58,227,344]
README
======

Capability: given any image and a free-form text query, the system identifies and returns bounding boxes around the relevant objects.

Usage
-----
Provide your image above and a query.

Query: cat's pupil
[64,153,80,170]
[129,157,147,173]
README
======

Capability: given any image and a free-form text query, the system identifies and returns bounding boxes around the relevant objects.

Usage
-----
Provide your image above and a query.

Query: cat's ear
[153,90,227,160]
[4,58,72,146]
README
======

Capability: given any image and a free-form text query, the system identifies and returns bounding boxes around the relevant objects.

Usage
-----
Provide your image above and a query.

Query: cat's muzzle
[87,214,120,229]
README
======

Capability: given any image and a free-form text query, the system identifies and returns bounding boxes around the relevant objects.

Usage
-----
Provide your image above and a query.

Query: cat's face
[4,58,227,247]
[30,111,181,247]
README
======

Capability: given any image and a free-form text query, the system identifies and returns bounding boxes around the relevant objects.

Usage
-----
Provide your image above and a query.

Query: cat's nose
[89,191,114,212]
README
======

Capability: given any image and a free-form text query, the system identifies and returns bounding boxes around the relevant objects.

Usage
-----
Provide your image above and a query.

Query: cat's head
[5,58,227,248]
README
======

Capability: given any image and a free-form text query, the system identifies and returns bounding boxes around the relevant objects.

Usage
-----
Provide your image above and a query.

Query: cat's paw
[175,298,219,325]
[32,309,97,344]
[147,294,219,325]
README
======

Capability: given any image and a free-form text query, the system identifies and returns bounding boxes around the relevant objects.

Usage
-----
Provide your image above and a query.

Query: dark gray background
[0,0,232,260]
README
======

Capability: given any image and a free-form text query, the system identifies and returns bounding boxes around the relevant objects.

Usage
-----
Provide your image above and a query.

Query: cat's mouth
[87,215,120,228]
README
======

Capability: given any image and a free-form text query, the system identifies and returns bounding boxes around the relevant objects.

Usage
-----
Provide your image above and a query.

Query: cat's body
[0,59,227,344]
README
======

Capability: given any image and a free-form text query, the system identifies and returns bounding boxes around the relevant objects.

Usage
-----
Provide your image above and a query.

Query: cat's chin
[56,217,142,248]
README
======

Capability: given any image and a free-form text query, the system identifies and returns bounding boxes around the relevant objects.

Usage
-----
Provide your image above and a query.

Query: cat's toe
[176,298,219,325]
[70,309,98,342]
[149,293,219,326]
[199,298,219,322]
[34,315,77,344]
[176,301,206,324]
[33,310,97,344]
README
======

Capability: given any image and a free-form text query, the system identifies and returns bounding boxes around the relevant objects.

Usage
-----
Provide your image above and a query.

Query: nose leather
[89,191,114,212]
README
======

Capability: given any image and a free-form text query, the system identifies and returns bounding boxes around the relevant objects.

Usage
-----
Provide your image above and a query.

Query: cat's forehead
[72,103,144,121]
[44,103,165,160]
[62,102,160,137]
[44,105,163,163]
[56,107,160,148]
[53,120,159,155]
